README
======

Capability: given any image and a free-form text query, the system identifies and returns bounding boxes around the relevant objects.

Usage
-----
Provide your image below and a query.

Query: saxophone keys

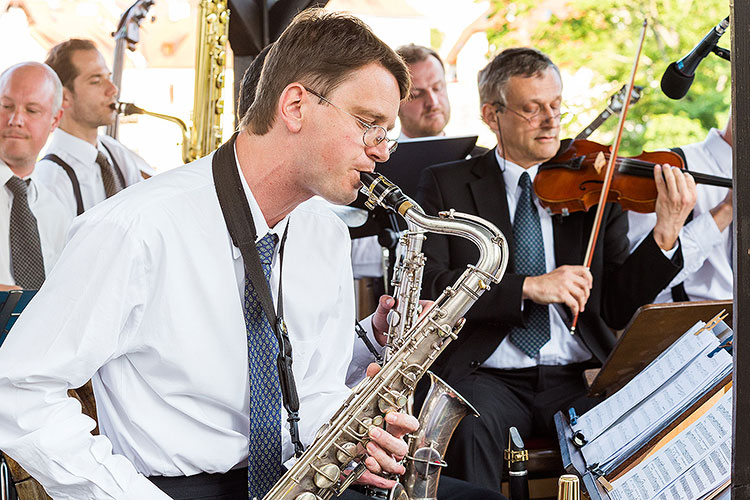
[311,463,341,489]
[335,442,358,463]
[293,493,321,500]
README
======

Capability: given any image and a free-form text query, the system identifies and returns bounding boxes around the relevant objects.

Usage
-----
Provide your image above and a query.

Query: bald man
[0,62,71,290]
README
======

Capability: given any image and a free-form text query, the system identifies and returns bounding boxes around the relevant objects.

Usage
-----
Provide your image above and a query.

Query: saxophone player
[0,10,420,499]
[234,36,507,500]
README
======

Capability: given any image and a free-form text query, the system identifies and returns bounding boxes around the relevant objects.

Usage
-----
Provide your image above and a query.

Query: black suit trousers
[441,363,602,491]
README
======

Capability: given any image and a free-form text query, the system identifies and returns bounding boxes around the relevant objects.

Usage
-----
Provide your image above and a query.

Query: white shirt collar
[49,128,100,164]
[704,128,733,176]
[397,131,445,143]
[1,158,39,203]
[493,149,540,195]
[230,142,290,259]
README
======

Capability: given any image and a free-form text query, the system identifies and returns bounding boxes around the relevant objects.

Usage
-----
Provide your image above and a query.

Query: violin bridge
[594,151,607,174]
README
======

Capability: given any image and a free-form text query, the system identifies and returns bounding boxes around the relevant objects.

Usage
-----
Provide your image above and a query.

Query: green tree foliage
[486,0,730,154]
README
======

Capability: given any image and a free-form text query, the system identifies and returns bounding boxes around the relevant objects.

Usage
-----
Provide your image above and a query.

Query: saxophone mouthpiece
[113,101,144,116]
[359,171,414,215]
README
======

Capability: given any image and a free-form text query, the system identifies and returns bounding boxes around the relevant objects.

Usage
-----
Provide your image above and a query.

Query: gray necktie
[508,172,550,357]
[6,176,45,289]
[96,151,124,198]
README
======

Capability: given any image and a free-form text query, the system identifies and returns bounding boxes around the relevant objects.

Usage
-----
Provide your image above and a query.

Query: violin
[534,138,732,215]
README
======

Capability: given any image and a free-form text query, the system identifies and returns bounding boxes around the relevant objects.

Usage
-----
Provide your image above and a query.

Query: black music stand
[349,135,479,239]
[0,290,37,348]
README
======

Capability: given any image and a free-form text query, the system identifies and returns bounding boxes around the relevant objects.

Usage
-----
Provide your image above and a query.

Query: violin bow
[569,19,648,335]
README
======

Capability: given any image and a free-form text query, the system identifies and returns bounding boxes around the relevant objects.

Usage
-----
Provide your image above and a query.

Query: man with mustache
[0,62,69,291]
[35,39,150,218]
[415,47,697,490]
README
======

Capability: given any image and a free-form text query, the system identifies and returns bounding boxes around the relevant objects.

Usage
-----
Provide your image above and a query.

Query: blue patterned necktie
[246,232,284,499]
[508,172,550,358]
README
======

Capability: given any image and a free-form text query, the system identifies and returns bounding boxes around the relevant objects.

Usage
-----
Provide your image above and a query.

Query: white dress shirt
[481,152,592,369]
[0,160,72,285]
[0,153,357,499]
[35,129,148,218]
[628,128,733,302]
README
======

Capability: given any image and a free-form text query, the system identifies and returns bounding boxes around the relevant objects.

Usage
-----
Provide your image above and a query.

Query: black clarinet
[505,427,530,500]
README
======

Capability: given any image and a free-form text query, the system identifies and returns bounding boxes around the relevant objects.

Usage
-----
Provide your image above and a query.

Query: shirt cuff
[660,240,679,260]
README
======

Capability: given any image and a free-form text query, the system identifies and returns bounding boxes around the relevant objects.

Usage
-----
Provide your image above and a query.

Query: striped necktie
[246,232,284,498]
[5,176,45,289]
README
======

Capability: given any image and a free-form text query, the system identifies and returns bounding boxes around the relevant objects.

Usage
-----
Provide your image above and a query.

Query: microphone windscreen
[660,62,695,100]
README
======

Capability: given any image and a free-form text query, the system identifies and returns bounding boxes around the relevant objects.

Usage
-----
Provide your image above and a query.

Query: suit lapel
[468,150,515,266]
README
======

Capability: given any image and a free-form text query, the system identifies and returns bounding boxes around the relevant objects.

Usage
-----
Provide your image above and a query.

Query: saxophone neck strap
[212,132,303,457]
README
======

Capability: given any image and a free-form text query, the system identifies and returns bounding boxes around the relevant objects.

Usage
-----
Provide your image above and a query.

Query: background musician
[0,62,69,290]
[628,114,733,302]
[0,11,419,499]
[396,44,451,141]
[35,39,150,218]
[415,47,697,490]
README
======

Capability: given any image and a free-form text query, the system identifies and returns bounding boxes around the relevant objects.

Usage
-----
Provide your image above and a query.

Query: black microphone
[660,16,729,99]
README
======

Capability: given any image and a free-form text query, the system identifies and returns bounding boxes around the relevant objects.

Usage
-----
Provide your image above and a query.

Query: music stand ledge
[586,300,732,397]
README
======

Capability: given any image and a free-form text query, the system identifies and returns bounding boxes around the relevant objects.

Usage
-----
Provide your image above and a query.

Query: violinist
[415,47,697,491]
[628,114,733,302]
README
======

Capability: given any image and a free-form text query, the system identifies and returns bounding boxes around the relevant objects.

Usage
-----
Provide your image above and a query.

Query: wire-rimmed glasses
[494,101,565,127]
[305,87,398,154]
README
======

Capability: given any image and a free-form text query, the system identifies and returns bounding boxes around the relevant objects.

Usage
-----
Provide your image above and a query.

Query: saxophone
[371,178,480,500]
[263,173,509,500]
[114,0,229,163]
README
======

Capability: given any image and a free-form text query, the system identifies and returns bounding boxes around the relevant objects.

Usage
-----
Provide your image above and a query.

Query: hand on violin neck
[710,189,733,232]
[521,265,593,316]
[652,164,698,250]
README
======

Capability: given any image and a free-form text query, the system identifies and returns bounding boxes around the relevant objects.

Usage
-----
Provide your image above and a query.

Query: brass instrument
[401,372,478,500]
[372,178,480,500]
[115,0,229,163]
[189,0,229,162]
[557,475,580,500]
[263,172,509,500]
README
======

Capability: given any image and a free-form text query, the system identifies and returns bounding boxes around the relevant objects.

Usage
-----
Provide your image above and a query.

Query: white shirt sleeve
[346,315,384,387]
[664,211,724,288]
[0,216,169,499]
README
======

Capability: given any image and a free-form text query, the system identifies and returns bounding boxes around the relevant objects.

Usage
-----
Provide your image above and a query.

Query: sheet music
[582,348,732,468]
[608,389,732,500]
[573,321,719,442]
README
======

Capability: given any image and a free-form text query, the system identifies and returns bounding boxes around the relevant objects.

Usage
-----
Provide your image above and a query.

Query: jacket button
[470,361,481,368]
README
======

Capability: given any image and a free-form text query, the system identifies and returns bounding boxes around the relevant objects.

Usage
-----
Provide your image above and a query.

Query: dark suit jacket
[416,149,683,383]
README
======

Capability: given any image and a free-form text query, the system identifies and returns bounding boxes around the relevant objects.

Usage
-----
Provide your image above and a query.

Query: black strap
[355,321,383,364]
[668,147,693,303]
[212,132,303,457]
[670,146,687,166]
[100,141,128,188]
[43,154,85,216]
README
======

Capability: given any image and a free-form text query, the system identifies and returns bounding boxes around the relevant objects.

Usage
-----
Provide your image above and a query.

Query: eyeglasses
[305,87,398,154]
[494,101,565,127]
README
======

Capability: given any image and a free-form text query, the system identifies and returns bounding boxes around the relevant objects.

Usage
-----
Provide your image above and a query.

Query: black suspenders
[42,144,127,216]
[42,154,84,216]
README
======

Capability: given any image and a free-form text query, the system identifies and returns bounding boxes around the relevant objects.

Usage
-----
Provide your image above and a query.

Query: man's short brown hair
[241,9,410,134]
[477,47,559,107]
[45,39,98,90]
[396,44,444,71]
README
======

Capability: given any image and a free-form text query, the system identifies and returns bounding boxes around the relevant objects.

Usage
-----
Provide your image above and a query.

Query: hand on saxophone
[371,294,434,347]
[351,364,419,489]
